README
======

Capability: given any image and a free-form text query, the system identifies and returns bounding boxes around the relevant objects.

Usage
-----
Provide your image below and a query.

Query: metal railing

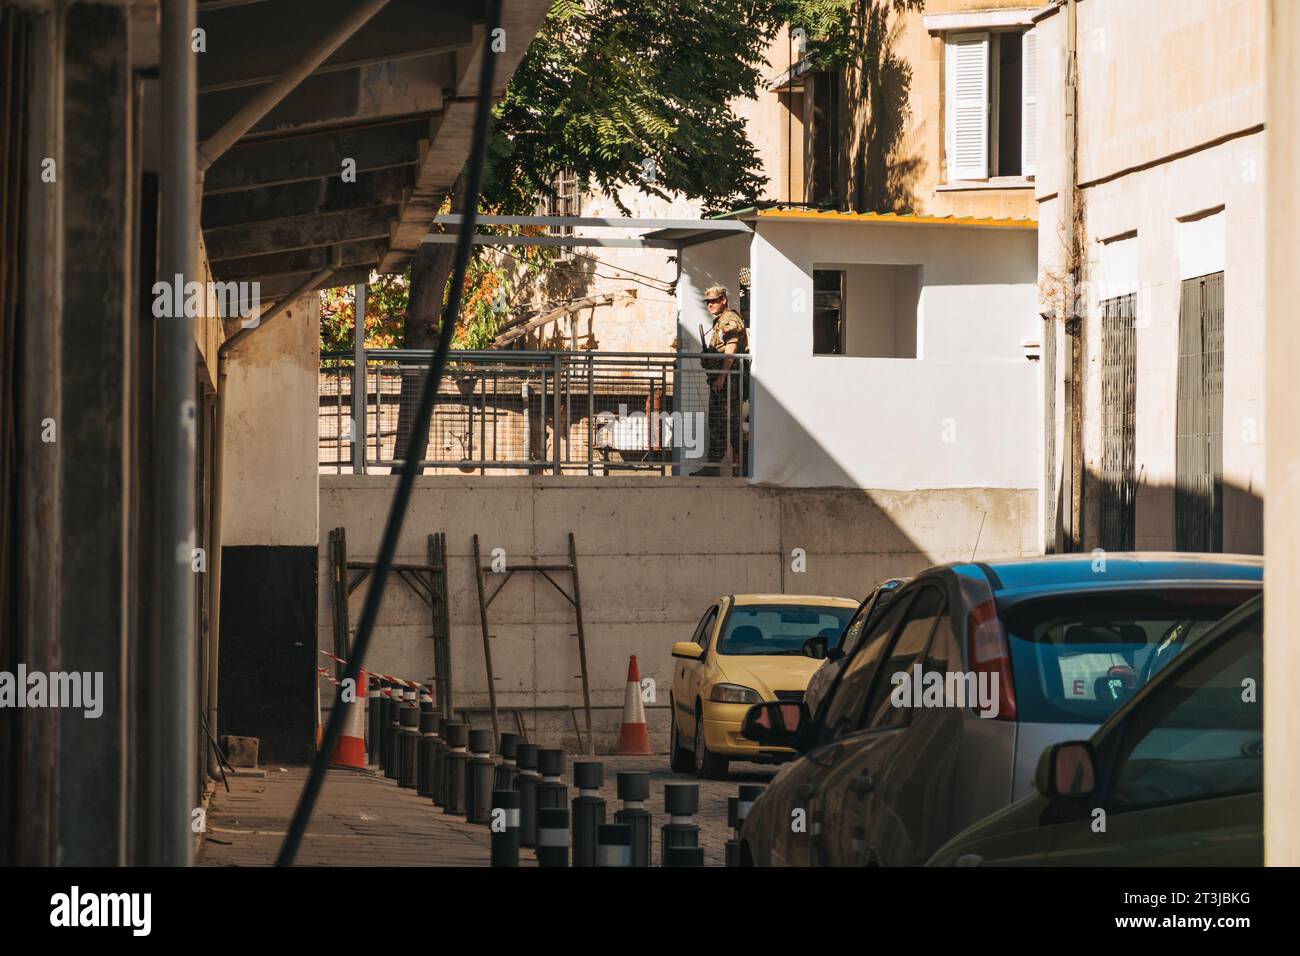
[319,349,750,476]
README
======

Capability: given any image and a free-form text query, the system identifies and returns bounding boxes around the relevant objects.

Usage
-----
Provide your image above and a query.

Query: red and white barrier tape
[317,649,422,690]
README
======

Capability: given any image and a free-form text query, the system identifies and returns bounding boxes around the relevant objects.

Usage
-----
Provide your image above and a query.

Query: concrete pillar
[1265,0,1300,867]
[56,1,134,865]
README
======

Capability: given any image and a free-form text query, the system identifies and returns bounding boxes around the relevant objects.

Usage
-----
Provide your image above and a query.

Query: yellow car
[669,594,858,778]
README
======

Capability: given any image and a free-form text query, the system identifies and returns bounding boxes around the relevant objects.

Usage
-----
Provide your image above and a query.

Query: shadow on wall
[846,0,927,215]
[1049,468,1264,556]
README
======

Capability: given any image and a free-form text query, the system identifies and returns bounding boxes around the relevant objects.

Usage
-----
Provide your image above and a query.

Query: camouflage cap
[703,285,729,300]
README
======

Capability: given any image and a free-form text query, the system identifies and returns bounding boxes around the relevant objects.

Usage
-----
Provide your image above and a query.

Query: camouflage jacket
[705,309,748,368]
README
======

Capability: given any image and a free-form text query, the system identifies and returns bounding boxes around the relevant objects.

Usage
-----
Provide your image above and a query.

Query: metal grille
[320,350,750,476]
[1175,272,1224,552]
[1099,293,1137,551]
[774,690,805,703]
[1043,314,1057,552]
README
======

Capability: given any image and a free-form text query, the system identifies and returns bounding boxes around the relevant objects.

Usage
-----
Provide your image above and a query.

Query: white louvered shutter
[1022,29,1038,176]
[946,32,989,181]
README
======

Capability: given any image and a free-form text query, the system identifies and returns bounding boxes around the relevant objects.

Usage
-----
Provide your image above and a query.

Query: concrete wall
[1036,0,1266,554]
[744,217,1040,489]
[222,291,321,547]
[218,292,322,762]
[318,475,1038,751]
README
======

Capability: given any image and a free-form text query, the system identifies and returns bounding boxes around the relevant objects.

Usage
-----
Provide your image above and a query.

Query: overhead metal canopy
[426,214,753,250]
[194,0,553,290]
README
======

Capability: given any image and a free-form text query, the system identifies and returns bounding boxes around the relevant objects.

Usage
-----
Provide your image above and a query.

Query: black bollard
[536,807,569,867]
[367,677,383,767]
[665,845,705,867]
[615,771,652,867]
[725,783,765,867]
[493,732,522,793]
[466,729,496,824]
[535,749,568,826]
[570,761,605,868]
[397,697,420,788]
[378,682,395,771]
[660,783,700,865]
[416,708,442,797]
[442,721,470,815]
[515,744,541,848]
[596,823,633,867]
[490,789,521,867]
[384,688,409,780]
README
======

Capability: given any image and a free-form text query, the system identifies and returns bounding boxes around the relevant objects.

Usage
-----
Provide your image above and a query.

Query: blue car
[737,553,1262,866]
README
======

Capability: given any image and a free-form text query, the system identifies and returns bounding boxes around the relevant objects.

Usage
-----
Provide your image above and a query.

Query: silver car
[736,553,1263,866]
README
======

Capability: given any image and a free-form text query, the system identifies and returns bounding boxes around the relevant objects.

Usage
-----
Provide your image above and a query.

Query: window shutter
[946,32,989,181]
[1022,29,1038,176]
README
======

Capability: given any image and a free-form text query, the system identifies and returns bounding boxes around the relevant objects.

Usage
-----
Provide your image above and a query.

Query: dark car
[927,593,1263,866]
[802,578,909,719]
[735,553,1262,866]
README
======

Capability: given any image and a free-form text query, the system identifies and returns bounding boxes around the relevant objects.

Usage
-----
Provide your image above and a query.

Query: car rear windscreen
[999,587,1258,724]
[717,605,856,656]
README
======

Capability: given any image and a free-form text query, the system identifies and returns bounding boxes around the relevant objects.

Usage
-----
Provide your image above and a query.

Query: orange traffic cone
[329,668,368,769]
[615,656,652,755]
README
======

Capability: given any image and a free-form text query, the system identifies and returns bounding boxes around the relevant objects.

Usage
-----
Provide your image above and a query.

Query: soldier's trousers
[707,378,741,471]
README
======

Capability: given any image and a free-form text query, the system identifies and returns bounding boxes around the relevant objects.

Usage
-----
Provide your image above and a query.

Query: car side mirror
[671,641,704,661]
[826,646,844,662]
[1035,741,1097,798]
[801,636,828,660]
[740,700,809,748]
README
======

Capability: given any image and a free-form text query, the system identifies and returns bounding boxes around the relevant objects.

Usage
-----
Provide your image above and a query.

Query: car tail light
[966,600,1016,721]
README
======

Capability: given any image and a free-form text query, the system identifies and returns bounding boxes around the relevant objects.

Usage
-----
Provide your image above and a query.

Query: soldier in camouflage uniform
[701,284,749,474]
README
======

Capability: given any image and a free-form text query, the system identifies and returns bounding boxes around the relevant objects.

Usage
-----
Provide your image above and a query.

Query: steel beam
[196,0,391,171]
[197,0,474,93]
[435,214,752,231]
[201,166,410,229]
[420,234,682,249]
[204,204,398,260]
[202,119,424,194]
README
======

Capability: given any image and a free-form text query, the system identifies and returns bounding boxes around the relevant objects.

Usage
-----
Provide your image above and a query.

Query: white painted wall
[744,219,1040,489]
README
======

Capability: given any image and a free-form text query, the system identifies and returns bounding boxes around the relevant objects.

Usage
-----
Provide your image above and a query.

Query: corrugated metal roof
[752,208,1038,229]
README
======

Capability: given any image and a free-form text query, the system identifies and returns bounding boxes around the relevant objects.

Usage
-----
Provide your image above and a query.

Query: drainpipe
[152,0,198,867]
[207,263,335,779]
[1061,0,1082,551]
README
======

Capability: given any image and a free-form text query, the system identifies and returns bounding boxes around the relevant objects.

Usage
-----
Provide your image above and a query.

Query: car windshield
[999,587,1258,724]
[717,604,855,656]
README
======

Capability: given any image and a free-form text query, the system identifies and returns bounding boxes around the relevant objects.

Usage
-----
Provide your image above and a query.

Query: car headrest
[1063,624,1137,645]
[729,625,764,645]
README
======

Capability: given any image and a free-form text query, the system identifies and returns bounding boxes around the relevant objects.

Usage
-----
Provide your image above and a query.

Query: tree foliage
[484,0,924,216]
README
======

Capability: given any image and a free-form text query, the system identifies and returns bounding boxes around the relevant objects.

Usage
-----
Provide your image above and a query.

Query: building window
[812,269,844,354]
[1099,293,1137,551]
[1175,272,1225,553]
[944,28,1037,181]
[808,70,841,207]
[813,264,921,358]
[540,170,580,258]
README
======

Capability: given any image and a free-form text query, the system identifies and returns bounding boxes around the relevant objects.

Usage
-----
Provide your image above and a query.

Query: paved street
[198,756,777,867]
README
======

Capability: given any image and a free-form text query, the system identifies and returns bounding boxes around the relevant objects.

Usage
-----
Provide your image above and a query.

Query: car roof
[939,552,1262,598]
[727,593,859,608]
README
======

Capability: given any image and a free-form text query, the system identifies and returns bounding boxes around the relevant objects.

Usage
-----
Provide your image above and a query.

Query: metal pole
[195,0,391,171]
[569,534,594,756]
[472,535,501,747]
[206,360,227,779]
[153,0,198,866]
[353,283,368,474]
[552,353,562,475]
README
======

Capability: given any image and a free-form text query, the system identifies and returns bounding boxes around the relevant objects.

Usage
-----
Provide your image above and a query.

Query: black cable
[275,0,503,866]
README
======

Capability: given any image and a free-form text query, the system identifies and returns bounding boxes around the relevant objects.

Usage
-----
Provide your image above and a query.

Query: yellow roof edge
[755,208,1038,229]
